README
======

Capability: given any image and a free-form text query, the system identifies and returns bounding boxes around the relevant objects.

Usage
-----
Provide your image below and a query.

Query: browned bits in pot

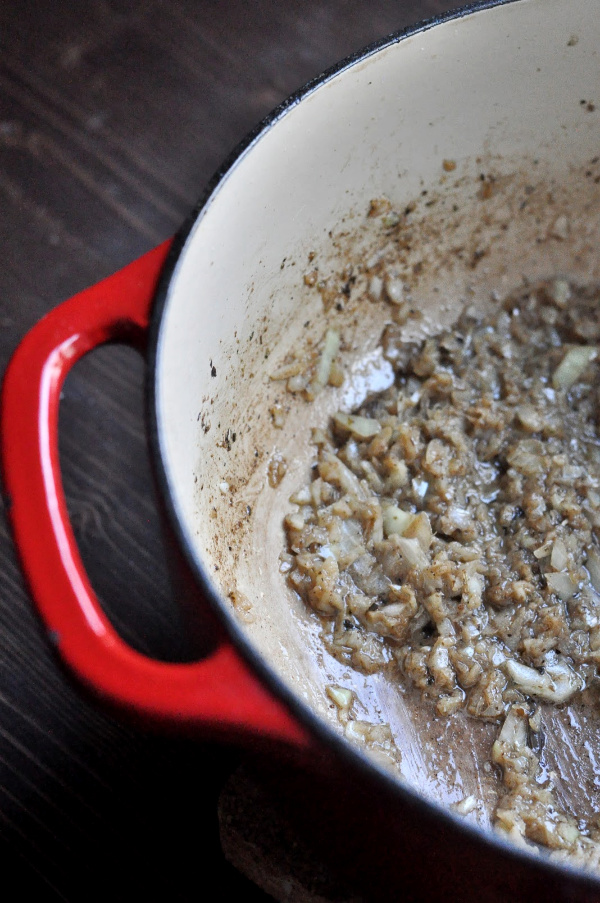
[283,277,600,861]
[228,589,254,623]
[270,328,341,400]
[368,197,392,217]
[269,403,286,429]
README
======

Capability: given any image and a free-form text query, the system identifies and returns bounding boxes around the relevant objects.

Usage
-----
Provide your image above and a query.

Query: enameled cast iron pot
[4,0,600,898]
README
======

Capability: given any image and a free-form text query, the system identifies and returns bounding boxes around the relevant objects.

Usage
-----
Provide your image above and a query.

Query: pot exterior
[244,754,600,903]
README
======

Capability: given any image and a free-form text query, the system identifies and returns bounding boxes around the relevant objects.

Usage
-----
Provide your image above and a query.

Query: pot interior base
[153,0,600,877]
[196,159,600,834]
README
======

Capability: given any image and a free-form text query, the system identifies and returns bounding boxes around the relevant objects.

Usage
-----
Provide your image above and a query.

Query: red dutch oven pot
[3,0,600,899]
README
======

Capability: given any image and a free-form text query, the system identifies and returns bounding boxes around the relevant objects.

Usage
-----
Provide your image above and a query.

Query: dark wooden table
[1,2,462,898]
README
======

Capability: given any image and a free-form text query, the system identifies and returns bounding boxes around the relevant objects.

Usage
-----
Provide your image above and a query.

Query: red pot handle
[1,241,311,749]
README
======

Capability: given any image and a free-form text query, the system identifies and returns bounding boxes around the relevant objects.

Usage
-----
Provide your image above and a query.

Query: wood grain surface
[1,2,463,899]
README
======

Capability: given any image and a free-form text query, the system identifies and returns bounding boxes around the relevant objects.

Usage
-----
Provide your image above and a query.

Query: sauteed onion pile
[282,272,600,865]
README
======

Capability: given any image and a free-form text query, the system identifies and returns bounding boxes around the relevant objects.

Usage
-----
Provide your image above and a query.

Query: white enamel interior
[155,0,600,841]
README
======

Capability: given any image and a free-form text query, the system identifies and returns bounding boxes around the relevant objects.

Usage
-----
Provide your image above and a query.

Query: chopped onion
[393,535,429,570]
[287,373,307,393]
[550,539,568,571]
[412,477,429,499]
[269,360,303,380]
[319,451,366,498]
[515,405,543,433]
[403,511,433,551]
[503,655,583,703]
[552,346,597,390]
[492,707,529,775]
[382,505,415,537]
[453,795,478,816]
[368,275,383,301]
[309,329,341,396]
[385,276,404,305]
[557,823,581,845]
[547,278,571,308]
[288,486,311,505]
[333,411,382,439]
[546,571,577,601]
[497,705,528,748]
[326,685,353,709]
[587,547,600,593]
